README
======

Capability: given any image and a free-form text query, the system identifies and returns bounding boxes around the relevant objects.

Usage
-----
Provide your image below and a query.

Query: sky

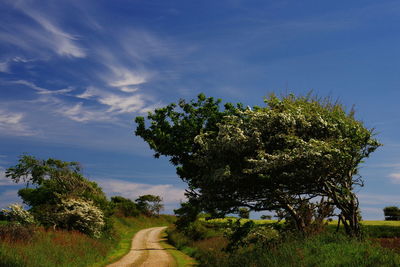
[1,0,400,219]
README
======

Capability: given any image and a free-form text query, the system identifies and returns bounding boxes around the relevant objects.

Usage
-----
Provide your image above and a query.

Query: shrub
[111,196,140,217]
[1,204,36,225]
[38,198,105,238]
[384,206,400,221]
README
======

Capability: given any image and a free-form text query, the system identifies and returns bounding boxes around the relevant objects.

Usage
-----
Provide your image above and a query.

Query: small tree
[239,208,250,219]
[135,195,164,216]
[383,206,400,221]
[6,155,110,236]
[260,215,272,220]
[111,196,140,217]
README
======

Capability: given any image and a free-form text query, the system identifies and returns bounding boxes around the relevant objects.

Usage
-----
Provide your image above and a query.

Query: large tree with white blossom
[135,93,380,237]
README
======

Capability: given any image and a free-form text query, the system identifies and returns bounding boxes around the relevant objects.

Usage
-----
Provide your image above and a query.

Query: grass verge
[91,215,175,266]
[160,231,197,267]
[0,215,175,267]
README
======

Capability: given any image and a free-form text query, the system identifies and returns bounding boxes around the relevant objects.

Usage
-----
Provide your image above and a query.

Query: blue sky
[1,0,400,219]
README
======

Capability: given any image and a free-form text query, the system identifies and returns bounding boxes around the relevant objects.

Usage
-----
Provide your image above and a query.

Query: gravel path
[107,226,175,267]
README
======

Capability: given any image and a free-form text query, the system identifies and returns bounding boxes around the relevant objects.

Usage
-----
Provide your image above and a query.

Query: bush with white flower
[52,198,105,238]
[1,204,36,225]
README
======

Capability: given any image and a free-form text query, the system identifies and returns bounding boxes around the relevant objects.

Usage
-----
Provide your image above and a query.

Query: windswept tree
[135,93,380,237]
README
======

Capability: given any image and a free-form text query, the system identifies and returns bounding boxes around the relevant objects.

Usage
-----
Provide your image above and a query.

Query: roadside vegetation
[0,155,176,267]
[135,93,400,266]
[166,217,400,266]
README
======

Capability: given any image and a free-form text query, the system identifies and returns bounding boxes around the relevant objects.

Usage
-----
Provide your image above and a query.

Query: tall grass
[0,227,109,267]
[168,219,400,267]
[0,215,175,267]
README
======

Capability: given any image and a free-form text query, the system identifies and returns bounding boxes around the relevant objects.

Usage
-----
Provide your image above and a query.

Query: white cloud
[58,102,113,123]
[76,86,149,114]
[98,179,186,205]
[0,57,33,73]
[0,61,10,73]
[389,173,400,184]
[0,190,21,209]
[3,1,85,58]
[108,67,147,87]
[99,94,146,114]
[120,86,138,93]
[24,12,86,58]
[0,109,35,136]
[12,80,74,95]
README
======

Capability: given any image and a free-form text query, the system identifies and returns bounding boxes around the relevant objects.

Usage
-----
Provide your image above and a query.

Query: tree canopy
[135,93,381,236]
[135,195,164,216]
[5,155,109,236]
[383,206,400,221]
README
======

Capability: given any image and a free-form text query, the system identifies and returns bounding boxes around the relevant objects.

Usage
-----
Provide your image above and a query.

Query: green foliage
[136,93,380,237]
[0,214,176,267]
[169,220,400,267]
[135,194,164,216]
[7,155,109,210]
[174,200,202,230]
[0,225,111,267]
[51,198,105,238]
[260,215,273,220]
[5,155,111,236]
[238,207,250,219]
[135,93,244,190]
[201,232,400,267]
[111,196,140,217]
[383,206,400,221]
[1,204,36,225]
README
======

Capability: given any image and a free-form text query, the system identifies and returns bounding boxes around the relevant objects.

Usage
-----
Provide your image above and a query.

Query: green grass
[199,233,400,267]
[0,227,110,267]
[169,218,400,267]
[0,215,176,267]
[160,231,197,267]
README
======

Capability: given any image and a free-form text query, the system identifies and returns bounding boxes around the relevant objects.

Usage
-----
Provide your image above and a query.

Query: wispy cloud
[0,109,36,136]
[57,102,113,123]
[2,0,85,58]
[389,173,400,184]
[0,57,33,73]
[108,67,148,88]
[12,80,74,95]
[0,62,9,73]
[77,86,154,114]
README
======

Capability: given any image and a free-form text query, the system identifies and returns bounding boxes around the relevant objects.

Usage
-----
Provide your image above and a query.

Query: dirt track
[107,226,175,267]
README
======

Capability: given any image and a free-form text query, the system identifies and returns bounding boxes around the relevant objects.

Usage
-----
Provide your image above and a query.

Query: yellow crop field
[201,217,400,227]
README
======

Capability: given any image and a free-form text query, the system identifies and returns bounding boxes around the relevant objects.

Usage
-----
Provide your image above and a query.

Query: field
[168,218,400,267]
[201,217,400,226]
